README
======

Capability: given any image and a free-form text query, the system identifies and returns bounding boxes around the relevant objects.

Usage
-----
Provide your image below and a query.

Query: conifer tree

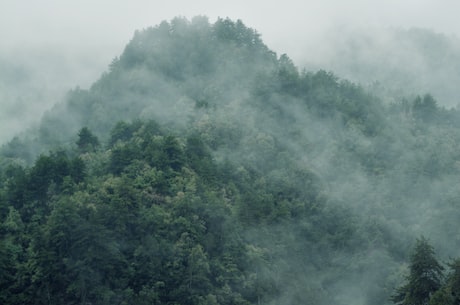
[76,127,99,153]
[392,237,444,305]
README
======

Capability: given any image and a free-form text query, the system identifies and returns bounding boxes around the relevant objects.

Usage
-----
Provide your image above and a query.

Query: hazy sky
[2,0,460,65]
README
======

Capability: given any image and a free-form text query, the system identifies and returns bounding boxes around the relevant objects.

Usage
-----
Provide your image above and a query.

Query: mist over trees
[0,47,109,143]
[301,26,460,107]
[1,16,460,305]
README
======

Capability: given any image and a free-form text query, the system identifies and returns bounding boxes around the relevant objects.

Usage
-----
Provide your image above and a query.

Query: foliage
[76,127,100,153]
[392,237,444,305]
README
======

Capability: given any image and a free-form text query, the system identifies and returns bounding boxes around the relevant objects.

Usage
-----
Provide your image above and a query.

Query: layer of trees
[0,122,372,304]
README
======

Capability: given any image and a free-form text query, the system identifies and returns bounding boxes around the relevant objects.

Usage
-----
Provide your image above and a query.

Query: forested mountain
[1,17,460,305]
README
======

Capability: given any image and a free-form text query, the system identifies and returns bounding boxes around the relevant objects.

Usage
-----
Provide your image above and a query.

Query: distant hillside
[0,49,107,143]
[2,17,460,305]
[302,27,460,106]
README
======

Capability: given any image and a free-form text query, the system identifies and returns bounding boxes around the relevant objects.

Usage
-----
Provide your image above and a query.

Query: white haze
[1,0,460,142]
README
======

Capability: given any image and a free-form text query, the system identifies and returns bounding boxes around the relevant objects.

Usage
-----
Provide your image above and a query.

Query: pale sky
[2,0,459,60]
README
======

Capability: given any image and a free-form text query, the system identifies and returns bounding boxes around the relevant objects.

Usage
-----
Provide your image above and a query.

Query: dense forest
[1,17,460,304]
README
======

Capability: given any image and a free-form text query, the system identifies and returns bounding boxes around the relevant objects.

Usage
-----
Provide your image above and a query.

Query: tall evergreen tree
[445,259,460,305]
[392,237,444,305]
[76,127,100,153]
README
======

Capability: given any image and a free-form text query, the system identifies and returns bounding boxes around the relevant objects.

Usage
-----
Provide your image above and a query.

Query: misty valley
[2,17,460,305]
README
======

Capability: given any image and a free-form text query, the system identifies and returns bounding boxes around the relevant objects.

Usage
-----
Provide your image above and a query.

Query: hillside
[302,27,460,106]
[1,17,460,305]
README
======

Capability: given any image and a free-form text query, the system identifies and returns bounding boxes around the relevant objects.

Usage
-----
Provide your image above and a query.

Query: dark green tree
[108,121,144,147]
[429,288,452,305]
[392,237,444,305]
[76,127,100,153]
[412,94,439,123]
[160,135,185,171]
[444,259,460,305]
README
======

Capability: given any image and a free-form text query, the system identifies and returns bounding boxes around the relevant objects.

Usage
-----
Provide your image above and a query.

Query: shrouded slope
[3,16,384,163]
[2,16,460,305]
[30,17,277,151]
[1,117,406,305]
[303,27,460,106]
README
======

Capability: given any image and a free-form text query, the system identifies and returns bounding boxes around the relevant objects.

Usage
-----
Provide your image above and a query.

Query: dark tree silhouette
[392,237,444,305]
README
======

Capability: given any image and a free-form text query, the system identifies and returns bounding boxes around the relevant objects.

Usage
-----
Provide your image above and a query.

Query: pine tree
[76,127,99,153]
[392,237,444,305]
